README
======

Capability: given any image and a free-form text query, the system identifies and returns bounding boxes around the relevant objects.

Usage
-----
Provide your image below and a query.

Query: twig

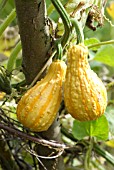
[28,50,56,89]
[28,139,37,170]
[27,148,64,159]
[0,123,69,149]
[35,157,48,170]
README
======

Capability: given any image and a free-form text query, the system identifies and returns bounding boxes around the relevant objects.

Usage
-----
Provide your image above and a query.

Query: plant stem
[7,41,22,73]
[51,0,71,48]
[71,18,84,44]
[56,41,63,60]
[61,127,114,166]
[0,8,16,37]
[84,137,93,170]
[93,144,114,166]
[88,40,114,49]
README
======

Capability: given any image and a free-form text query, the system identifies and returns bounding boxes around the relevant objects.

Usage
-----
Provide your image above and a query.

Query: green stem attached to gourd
[51,0,85,57]
[71,18,84,44]
[51,0,71,48]
[56,41,63,60]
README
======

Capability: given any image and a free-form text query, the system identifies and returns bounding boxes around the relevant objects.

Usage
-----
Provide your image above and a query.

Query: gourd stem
[57,42,63,60]
[51,0,71,48]
[71,18,84,44]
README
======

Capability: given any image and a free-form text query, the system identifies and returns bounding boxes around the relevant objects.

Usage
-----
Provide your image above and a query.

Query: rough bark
[15,0,50,84]
[14,0,64,169]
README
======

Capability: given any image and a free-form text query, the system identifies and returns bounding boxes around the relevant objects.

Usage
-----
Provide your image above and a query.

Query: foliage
[72,115,109,140]
[0,0,114,170]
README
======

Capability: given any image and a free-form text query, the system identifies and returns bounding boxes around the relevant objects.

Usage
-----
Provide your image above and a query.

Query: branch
[0,123,69,150]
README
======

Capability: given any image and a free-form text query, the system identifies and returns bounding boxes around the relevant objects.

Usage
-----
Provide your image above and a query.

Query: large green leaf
[94,45,114,67]
[72,115,109,140]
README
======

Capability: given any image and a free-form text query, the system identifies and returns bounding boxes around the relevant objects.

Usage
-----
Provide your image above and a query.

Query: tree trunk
[15,0,50,84]
[14,0,64,169]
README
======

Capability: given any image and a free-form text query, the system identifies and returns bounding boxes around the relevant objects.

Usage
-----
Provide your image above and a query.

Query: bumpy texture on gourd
[17,60,66,132]
[64,44,107,121]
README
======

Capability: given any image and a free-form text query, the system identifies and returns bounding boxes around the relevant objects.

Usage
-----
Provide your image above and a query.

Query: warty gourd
[64,44,107,121]
[17,60,66,131]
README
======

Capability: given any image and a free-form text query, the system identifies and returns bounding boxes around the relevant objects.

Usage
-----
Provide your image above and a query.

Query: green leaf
[72,115,109,140]
[94,45,114,67]
[84,38,100,50]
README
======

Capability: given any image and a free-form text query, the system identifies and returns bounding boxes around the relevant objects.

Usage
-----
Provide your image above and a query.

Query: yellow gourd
[64,44,107,121]
[17,60,66,132]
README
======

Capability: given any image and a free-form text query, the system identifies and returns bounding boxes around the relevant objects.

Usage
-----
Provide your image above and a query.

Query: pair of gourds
[17,44,107,132]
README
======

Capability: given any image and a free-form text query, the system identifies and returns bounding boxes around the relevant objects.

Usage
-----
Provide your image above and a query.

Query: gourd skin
[64,44,107,121]
[17,60,66,132]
